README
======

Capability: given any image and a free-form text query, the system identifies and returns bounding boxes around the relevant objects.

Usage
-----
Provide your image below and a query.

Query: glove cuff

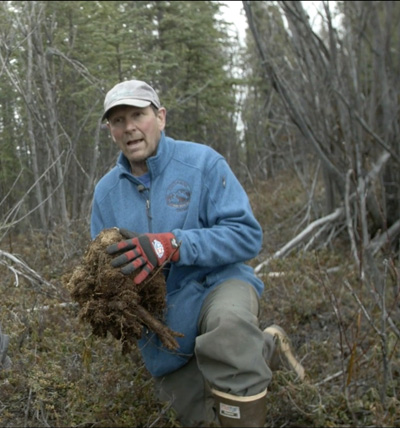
[162,232,180,262]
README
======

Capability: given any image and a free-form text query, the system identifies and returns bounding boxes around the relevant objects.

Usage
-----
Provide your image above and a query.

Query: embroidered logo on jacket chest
[166,179,191,211]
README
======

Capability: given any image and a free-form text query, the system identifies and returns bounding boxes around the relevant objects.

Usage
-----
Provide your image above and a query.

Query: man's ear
[107,122,117,143]
[157,107,167,131]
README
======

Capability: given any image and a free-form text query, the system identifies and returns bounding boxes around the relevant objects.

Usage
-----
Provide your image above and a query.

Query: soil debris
[64,228,183,353]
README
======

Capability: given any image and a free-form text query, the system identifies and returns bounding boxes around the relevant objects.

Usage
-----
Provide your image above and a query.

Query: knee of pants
[195,309,271,396]
[197,290,264,363]
[197,308,263,361]
[198,280,260,335]
[195,283,271,396]
[205,305,258,336]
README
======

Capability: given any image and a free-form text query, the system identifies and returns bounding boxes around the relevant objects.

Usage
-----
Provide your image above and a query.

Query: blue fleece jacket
[91,132,265,376]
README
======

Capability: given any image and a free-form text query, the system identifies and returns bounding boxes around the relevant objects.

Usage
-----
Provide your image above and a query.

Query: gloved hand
[106,228,180,284]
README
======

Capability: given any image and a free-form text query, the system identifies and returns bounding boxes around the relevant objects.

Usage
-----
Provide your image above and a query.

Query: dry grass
[0,172,399,427]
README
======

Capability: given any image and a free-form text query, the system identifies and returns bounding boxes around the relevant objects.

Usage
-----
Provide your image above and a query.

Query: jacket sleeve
[172,158,262,267]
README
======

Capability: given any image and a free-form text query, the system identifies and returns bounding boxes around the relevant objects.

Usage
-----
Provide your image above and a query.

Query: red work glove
[106,228,180,284]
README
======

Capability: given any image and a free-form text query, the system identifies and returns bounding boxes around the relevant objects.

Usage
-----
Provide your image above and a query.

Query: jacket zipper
[134,179,152,232]
[145,197,152,232]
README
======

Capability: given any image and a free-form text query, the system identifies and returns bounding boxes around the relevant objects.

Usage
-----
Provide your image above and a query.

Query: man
[91,79,305,427]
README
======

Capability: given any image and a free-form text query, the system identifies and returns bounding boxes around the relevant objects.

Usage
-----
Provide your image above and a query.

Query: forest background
[0,1,399,427]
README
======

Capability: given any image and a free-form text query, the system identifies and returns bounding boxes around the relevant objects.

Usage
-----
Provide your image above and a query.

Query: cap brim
[102,98,152,121]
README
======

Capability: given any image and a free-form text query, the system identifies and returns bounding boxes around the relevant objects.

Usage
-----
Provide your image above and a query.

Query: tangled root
[64,228,183,353]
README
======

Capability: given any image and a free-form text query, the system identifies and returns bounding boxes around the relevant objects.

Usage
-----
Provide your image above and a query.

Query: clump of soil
[64,228,183,353]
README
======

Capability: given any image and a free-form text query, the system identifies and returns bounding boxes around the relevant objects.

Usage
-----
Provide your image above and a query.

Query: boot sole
[264,325,305,380]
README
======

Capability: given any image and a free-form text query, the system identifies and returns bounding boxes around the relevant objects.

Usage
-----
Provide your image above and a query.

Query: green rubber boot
[212,389,267,427]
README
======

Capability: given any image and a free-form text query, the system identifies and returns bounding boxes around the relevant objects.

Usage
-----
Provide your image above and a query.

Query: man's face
[107,105,166,175]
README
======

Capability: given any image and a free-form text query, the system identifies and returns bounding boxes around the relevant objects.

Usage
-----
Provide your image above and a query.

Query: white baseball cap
[102,80,161,121]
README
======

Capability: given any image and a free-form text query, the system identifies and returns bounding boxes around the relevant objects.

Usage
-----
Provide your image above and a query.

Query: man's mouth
[127,138,144,146]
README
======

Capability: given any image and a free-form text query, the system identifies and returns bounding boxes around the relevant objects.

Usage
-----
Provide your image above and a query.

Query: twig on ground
[0,250,59,298]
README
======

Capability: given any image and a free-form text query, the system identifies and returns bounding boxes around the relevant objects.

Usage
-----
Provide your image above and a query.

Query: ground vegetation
[0,170,398,427]
[0,1,399,426]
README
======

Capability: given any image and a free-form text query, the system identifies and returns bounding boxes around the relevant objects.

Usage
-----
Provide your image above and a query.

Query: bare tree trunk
[31,9,70,229]
[243,0,400,238]
[243,0,345,213]
[25,12,47,230]
[79,118,102,220]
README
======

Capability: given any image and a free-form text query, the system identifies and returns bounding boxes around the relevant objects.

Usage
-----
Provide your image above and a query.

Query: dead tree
[243,0,400,255]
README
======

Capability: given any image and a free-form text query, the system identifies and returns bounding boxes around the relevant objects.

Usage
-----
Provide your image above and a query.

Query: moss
[1,174,399,427]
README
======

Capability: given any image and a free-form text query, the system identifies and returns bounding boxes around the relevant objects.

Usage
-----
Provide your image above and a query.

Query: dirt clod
[64,228,183,353]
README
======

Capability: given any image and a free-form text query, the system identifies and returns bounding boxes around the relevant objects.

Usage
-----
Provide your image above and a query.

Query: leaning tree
[243,1,400,276]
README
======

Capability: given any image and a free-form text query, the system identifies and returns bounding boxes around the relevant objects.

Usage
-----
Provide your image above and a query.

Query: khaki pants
[154,279,274,426]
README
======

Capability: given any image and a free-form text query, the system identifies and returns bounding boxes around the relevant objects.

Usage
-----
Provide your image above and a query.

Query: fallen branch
[0,250,59,297]
[369,218,400,256]
[255,151,394,275]
[255,207,343,274]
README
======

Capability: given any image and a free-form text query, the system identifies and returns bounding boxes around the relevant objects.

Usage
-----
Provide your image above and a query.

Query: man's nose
[125,117,137,131]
